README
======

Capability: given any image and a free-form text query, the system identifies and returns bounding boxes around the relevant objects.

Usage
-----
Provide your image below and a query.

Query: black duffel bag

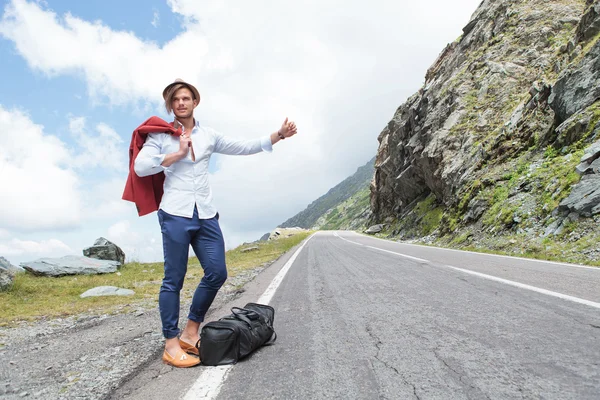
[200,302,277,366]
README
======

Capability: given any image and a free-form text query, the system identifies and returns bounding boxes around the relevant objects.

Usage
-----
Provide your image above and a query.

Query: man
[133,79,297,367]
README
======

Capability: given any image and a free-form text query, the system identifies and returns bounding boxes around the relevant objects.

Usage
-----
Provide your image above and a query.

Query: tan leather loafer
[179,338,200,356]
[162,348,200,368]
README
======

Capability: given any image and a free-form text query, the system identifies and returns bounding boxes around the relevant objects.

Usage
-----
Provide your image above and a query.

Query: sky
[0,0,483,266]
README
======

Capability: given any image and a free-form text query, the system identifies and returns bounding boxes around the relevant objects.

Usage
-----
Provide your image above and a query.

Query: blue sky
[0,0,482,266]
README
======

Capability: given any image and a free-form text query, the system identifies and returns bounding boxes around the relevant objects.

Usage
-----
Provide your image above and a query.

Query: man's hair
[164,83,197,114]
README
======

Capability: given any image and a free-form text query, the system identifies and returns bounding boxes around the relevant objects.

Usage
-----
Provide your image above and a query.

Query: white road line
[351,231,599,271]
[182,366,233,400]
[364,245,428,262]
[445,265,600,310]
[335,231,600,310]
[182,233,315,400]
[257,233,314,304]
[335,232,428,262]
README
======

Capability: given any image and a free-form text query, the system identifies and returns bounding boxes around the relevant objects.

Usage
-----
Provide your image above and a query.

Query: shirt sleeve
[134,133,167,177]
[213,129,273,155]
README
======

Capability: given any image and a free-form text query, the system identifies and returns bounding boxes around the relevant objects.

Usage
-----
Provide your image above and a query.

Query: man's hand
[160,132,192,167]
[179,133,192,154]
[278,117,297,139]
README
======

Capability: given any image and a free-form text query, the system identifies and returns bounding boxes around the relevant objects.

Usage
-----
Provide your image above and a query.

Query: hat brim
[162,81,201,104]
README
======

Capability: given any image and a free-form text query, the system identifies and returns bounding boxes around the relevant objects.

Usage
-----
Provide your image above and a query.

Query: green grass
[0,232,312,326]
[320,187,371,230]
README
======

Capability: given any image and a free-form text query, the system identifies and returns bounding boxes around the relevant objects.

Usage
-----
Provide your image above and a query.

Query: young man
[133,79,297,367]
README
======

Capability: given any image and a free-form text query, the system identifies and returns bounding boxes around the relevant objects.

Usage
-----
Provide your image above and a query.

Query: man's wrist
[277,130,285,140]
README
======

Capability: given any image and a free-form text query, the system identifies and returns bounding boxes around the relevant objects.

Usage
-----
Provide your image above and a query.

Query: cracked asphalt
[215,231,600,399]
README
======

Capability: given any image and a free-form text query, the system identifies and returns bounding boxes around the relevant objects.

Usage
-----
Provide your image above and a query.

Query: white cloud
[82,177,132,221]
[69,116,126,171]
[151,9,159,28]
[0,0,483,251]
[0,237,71,258]
[0,105,82,231]
[0,106,129,234]
[107,219,163,263]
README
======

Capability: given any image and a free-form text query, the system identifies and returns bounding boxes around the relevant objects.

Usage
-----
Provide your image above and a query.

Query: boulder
[558,174,600,217]
[20,256,121,277]
[83,237,125,265]
[268,227,308,241]
[463,198,489,223]
[365,224,385,234]
[258,232,270,242]
[240,246,259,253]
[80,286,135,298]
[0,256,24,273]
[0,268,14,291]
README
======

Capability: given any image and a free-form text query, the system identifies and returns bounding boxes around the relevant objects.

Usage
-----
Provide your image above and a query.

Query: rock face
[20,256,121,277]
[0,256,24,273]
[370,0,600,251]
[550,31,600,123]
[0,267,13,291]
[83,237,125,265]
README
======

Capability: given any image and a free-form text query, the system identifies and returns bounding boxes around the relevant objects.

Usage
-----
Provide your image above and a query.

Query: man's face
[172,87,196,119]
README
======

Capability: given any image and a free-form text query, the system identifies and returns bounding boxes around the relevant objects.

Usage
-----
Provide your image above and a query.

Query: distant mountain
[279,157,375,229]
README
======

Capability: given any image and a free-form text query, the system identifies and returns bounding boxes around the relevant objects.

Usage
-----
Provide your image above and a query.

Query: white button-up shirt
[134,120,272,219]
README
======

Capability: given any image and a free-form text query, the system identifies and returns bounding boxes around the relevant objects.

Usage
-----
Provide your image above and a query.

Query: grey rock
[550,39,600,123]
[365,224,384,234]
[463,198,489,223]
[240,246,259,253]
[580,139,600,164]
[577,157,600,175]
[576,161,591,175]
[554,112,593,147]
[20,255,121,277]
[575,0,600,42]
[543,218,563,237]
[590,158,600,174]
[267,227,307,241]
[558,174,600,217]
[0,268,14,292]
[0,256,24,273]
[83,237,125,265]
[80,286,135,298]
[259,232,270,241]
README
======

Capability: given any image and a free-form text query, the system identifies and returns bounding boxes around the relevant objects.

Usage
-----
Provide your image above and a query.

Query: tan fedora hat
[162,78,201,103]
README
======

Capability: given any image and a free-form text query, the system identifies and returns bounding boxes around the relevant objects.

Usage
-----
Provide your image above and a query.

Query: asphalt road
[118,231,600,400]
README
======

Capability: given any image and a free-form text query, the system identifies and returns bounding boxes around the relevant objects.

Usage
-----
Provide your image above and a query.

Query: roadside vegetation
[0,232,311,326]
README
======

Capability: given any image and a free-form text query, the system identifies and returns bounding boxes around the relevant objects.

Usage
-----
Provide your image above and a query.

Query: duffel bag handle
[265,331,277,345]
[231,307,261,319]
[230,307,255,329]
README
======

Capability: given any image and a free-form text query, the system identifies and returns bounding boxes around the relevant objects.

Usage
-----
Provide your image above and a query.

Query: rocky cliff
[370,0,600,264]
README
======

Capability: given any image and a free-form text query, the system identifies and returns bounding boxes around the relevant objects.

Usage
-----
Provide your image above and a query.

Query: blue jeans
[157,207,227,339]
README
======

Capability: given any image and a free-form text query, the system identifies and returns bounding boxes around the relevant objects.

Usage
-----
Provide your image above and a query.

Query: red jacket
[122,116,182,216]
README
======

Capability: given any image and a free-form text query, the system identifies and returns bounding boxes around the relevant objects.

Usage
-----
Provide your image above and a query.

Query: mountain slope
[279,157,375,229]
[370,0,600,265]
